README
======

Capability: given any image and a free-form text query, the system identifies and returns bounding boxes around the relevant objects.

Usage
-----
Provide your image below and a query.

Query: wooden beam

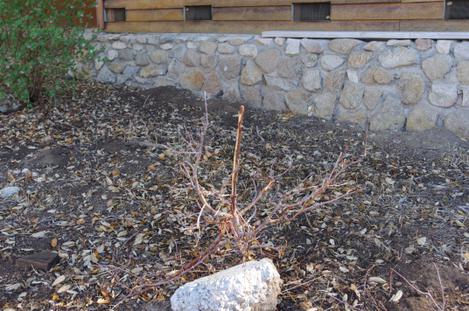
[262,30,469,39]
[96,0,104,29]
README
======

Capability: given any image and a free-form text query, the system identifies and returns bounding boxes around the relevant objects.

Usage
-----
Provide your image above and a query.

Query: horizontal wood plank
[332,2,444,20]
[213,6,291,21]
[127,9,184,22]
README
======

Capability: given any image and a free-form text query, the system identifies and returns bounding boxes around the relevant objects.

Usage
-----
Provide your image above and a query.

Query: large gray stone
[348,51,372,68]
[106,50,118,61]
[300,39,324,54]
[265,74,295,91]
[149,50,168,64]
[309,92,336,119]
[108,61,126,74]
[0,95,21,114]
[180,69,205,91]
[445,109,469,140]
[218,43,235,54]
[97,66,116,84]
[240,85,263,108]
[364,41,386,52]
[454,42,469,60]
[399,72,425,105]
[140,64,167,78]
[183,49,200,67]
[300,53,318,68]
[285,39,301,55]
[329,39,362,54]
[200,54,218,69]
[363,87,384,111]
[239,44,258,58]
[320,55,345,71]
[369,94,406,131]
[436,40,453,54]
[112,41,126,50]
[339,82,365,110]
[171,259,282,311]
[422,54,452,81]
[415,39,432,51]
[324,70,346,93]
[241,60,263,86]
[362,66,393,85]
[302,69,322,92]
[199,41,217,55]
[135,53,151,66]
[378,47,418,69]
[118,49,135,61]
[429,82,458,108]
[285,89,309,114]
[203,72,222,96]
[219,55,242,80]
[255,49,282,74]
[406,103,440,131]
[263,87,287,111]
[337,105,368,126]
[457,61,469,85]
[278,57,301,79]
[117,66,140,84]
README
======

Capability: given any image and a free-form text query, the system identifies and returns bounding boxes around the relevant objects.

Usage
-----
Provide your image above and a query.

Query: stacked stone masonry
[86,33,469,140]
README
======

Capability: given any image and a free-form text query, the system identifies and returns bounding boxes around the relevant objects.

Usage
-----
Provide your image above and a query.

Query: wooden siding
[96,0,469,33]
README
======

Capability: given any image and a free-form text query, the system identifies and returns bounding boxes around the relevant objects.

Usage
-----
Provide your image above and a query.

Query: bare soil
[0,82,468,310]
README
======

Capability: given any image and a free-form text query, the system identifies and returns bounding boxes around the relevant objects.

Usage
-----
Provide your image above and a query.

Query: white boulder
[170,258,282,311]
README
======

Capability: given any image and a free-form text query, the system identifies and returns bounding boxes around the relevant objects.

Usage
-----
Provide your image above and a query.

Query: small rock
[347,70,359,83]
[239,44,258,58]
[274,37,285,46]
[255,49,282,74]
[422,54,452,81]
[302,69,322,91]
[171,258,282,311]
[415,38,432,51]
[218,43,235,54]
[387,39,412,47]
[364,41,385,52]
[378,47,418,69]
[320,55,345,71]
[106,49,118,61]
[0,186,20,199]
[285,39,301,55]
[348,51,372,68]
[436,40,453,54]
[329,39,362,54]
[16,251,60,271]
[429,82,458,108]
[199,41,217,55]
[112,41,126,50]
[339,81,364,110]
[0,95,22,114]
[399,72,425,105]
[241,60,263,86]
[301,39,324,53]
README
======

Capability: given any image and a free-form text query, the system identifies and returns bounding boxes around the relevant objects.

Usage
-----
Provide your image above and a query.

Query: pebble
[0,186,20,199]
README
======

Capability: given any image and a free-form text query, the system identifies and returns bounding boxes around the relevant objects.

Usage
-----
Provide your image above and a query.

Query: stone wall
[85,32,469,140]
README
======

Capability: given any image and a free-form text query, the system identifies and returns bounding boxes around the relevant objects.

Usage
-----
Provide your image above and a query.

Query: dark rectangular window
[293,3,331,21]
[105,8,126,22]
[446,0,469,19]
[185,6,212,21]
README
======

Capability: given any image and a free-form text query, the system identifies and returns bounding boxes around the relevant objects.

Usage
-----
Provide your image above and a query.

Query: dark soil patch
[0,82,468,310]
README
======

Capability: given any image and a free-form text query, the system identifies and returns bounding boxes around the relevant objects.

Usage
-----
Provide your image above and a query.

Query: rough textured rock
[429,82,458,108]
[255,49,281,74]
[369,95,406,131]
[364,41,385,52]
[265,75,295,91]
[324,70,346,92]
[262,87,287,111]
[135,53,151,66]
[309,92,336,119]
[180,69,205,91]
[218,43,235,54]
[183,49,201,67]
[112,41,126,50]
[170,259,282,311]
[454,42,469,60]
[0,95,22,114]
[445,109,469,140]
[422,54,452,81]
[149,50,168,64]
[241,60,263,86]
[140,64,167,78]
[348,51,372,68]
[199,41,217,55]
[320,55,345,71]
[301,53,318,68]
[329,39,362,54]
[285,39,301,55]
[363,87,383,111]
[399,72,425,105]
[97,66,116,84]
[415,39,432,51]
[239,44,258,58]
[108,61,126,74]
[387,39,412,47]
[0,186,20,199]
[407,103,439,131]
[286,89,309,115]
[457,61,469,85]
[302,69,322,92]
[378,47,418,68]
[240,85,262,108]
[347,70,359,83]
[436,40,452,54]
[340,82,365,110]
[301,39,324,53]
[274,37,285,46]
[219,55,242,80]
[278,58,301,79]
[203,72,222,96]
[200,54,217,69]
[106,50,118,61]
[337,105,368,126]
[362,67,393,85]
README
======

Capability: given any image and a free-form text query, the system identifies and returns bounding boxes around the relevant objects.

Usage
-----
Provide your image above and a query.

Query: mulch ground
[0,82,468,311]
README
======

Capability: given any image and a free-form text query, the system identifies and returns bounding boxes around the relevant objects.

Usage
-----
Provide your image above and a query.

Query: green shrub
[0,0,97,106]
